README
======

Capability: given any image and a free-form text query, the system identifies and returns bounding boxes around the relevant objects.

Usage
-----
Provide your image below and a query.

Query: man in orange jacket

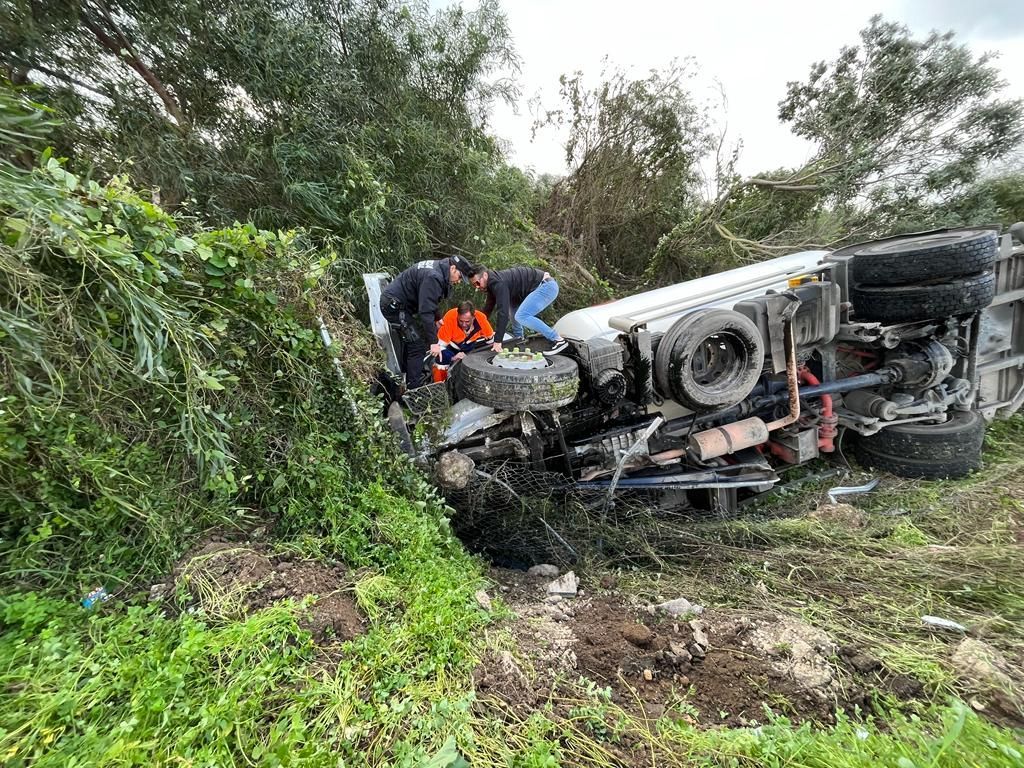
[436,301,494,372]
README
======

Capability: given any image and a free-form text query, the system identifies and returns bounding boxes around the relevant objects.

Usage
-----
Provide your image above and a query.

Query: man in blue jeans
[469,265,568,355]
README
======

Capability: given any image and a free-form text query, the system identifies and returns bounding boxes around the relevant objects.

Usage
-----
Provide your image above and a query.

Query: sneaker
[544,339,569,356]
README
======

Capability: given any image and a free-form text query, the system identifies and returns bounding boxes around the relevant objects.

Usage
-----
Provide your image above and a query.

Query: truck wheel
[851,271,996,324]
[853,410,985,479]
[457,350,579,411]
[851,229,997,286]
[654,309,764,410]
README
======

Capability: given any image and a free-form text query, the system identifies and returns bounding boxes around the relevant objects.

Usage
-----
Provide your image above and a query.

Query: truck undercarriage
[367,225,1024,559]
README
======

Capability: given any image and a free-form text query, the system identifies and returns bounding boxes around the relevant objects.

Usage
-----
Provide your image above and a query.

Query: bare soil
[476,567,877,730]
[170,540,365,645]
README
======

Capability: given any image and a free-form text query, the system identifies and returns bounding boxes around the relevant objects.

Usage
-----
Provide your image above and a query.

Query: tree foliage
[776,15,1023,225]
[534,16,1024,288]
[1,0,526,268]
[533,63,711,286]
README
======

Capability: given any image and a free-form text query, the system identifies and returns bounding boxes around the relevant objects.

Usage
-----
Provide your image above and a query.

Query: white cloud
[460,0,1024,179]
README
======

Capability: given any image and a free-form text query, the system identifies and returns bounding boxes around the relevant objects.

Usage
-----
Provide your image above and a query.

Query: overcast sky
[458,0,1024,178]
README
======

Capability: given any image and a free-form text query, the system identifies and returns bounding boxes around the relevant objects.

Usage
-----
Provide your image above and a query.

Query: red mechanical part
[798,366,836,453]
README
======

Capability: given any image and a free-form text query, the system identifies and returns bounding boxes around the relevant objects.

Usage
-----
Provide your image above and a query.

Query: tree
[1,0,524,268]
[533,63,711,285]
[654,15,1024,282]
[775,15,1023,228]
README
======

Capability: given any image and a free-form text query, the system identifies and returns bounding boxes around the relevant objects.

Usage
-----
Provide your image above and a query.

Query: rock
[276,560,294,571]
[951,638,1015,692]
[642,668,654,682]
[474,590,492,611]
[668,641,692,665]
[652,597,705,617]
[546,570,579,596]
[745,614,837,691]
[688,643,706,659]
[689,619,710,650]
[269,588,287,600]
[551,610,569,622]
[434,451,476,490]
[148,583,169,602]
[622,623,654,648]
[528,564,560,579]
[544,595,563,604]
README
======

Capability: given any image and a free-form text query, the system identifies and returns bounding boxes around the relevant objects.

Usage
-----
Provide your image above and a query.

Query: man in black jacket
[380,255,475,387]
[470,266,568,356]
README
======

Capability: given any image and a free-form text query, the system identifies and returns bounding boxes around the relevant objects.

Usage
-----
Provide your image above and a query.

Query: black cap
[451,254,477,278]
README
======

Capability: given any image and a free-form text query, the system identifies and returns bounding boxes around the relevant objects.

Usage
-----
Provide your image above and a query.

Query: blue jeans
[511,279,560,342]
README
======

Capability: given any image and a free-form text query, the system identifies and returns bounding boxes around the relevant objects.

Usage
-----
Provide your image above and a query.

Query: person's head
[457,301,476,332]
[470,269,490,291]
[448,255,477,285]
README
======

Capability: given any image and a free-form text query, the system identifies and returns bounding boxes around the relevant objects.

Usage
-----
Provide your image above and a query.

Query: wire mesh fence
[444,459,790,568]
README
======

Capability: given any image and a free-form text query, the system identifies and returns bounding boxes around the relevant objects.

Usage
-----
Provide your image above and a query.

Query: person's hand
[454,352,466,361]
[435,319,443,329]
[430,343,442,358]
[491,342,502,353]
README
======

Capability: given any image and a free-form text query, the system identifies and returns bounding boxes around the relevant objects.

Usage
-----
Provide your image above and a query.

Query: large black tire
[851,229,998,286]
[853,410,985,479]
[457,351,579,411]
[850,271,996,325]
[654,309,764,410]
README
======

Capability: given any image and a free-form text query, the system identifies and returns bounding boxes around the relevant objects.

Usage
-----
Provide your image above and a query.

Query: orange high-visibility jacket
[437,308,494,352]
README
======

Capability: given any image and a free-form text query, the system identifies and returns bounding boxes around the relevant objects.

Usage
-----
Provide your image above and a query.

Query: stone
[652,597,705,617]
[622,623,654,648]
[474,590,492,611]
[544,594,563,604]
[434,450,476,490]
[668,641,692,665]
[642,669,654,681]
[546,570,579,596]
[269,588,287,600]
[689,619,710,650]
[951,638,1015,692]
[527,563,560,579]
[688,642,706,659]
[746,614,837,690]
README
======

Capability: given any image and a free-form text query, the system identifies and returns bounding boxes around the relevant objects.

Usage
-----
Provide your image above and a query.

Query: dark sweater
[481,266,548,342]
[381,258,452,344]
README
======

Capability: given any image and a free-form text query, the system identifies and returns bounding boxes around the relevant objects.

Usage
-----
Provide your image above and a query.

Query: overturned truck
[367,225,1024,550]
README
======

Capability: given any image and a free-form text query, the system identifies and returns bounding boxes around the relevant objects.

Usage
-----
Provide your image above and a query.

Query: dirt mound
[173,542,364,644]
[477,569,853,728]
[571,599,839,726]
